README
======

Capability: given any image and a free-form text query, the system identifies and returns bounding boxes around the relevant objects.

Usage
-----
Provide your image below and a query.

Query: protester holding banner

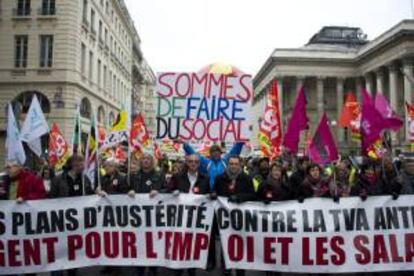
[298,163,331,202]
[167,154,210,276]
[213,155,255,276]
[350,162,384,200]
[128,153,165,197]
[0,160,46,202]
[50,155,93,198]
[257,162,292,204]
[97,159,128,197]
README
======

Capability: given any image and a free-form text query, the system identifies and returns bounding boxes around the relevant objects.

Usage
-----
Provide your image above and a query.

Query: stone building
[252,20,414,153]
[0,0,155,163]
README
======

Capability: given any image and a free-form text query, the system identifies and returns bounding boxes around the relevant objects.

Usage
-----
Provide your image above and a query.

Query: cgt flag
[130,113,151,153]
[48,122,69,171]
[283,87,309,153]
[339,92,361,142]
[308,113,338,165]
[258,80,282,159]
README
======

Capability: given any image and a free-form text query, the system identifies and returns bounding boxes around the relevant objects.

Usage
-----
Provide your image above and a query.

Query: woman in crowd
[298,163,331,202]
[257,162,292,204]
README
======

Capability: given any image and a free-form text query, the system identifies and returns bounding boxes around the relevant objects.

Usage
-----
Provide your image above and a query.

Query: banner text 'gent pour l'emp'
[156,72,253,142]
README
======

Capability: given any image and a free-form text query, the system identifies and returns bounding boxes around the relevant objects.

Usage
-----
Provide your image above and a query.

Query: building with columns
[0,0,154,165]
[252,20,414,153]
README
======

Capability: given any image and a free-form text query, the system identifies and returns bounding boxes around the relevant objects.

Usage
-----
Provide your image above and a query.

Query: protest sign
[156,72,253,143]
[0,194,214,275]
[216,195,414,273]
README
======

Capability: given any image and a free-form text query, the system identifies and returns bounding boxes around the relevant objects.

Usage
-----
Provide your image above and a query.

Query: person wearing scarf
[298,164,330,202]
[351,162,384,200]
[258,162,292,204]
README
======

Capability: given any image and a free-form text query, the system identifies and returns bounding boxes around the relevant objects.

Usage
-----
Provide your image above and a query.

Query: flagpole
[95,112,102,190]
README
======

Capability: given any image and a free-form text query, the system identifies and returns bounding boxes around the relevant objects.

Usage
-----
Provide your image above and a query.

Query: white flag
[20,95,49,156]
[6,104,26,165]
[27,138,43,157]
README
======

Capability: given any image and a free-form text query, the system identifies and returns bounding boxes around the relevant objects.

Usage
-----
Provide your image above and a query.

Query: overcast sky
[124,0,412,75]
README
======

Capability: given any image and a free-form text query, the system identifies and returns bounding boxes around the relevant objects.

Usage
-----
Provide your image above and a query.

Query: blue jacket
[183,142,244,191]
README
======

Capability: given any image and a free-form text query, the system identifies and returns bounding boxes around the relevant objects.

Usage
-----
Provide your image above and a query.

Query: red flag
[308,113,338,165]
[283,87,309,153]
[258,80,283,159]
[130,113,150,152]
[98,126,106,146]
[339,93,359,127]
[48,122,69,170]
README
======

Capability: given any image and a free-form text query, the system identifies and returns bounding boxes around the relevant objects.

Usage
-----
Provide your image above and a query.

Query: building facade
[0,0,154,163]
[253,20,414,154]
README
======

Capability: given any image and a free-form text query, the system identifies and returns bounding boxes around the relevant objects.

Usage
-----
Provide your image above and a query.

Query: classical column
[296,76,305,93]
[403,60,414,143]
[355,76,364,103]
[317,77,324,117]
[336,77,345,142]
[389,64,398,142]
[365,73,373,95]
[376,69,384,94]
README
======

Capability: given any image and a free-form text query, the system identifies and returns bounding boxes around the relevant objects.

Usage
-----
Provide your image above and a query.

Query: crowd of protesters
[1,141,414,276]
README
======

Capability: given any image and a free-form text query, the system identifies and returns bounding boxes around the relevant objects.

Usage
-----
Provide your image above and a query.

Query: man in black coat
[128,153,165,197]
[169,154,210,195]
[213,155,255,276]
[127,153,165,276]
[168,154,210,276]
[97,158,128,196]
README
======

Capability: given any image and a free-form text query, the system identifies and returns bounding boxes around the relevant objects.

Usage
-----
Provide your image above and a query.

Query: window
[98,20,102,42]
[90,9,95,33]
[16,0,31,16]
[103,65,107,91]
[105,1,109,14]
[82,0,87,22]
[109,70,112,93]
[41,0,55,15]
[89,51,93,81]
[104,28,108,45]
[97,59,101,88]
[112,75,116,97]
[14,35,28,68]
[80,98,91,118]
[39,35,53,67]
[81,43,86,74]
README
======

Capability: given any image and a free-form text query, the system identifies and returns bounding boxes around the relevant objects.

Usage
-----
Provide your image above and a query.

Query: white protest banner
[156,72,253,143]
[0,194,214,275]
[216,195,414,274]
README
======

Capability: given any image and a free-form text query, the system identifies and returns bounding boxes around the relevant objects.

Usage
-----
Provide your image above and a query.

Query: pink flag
[361,90,386,153]
[283,87,309,153]
[308,113,338,165]
[374,93,403,131]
